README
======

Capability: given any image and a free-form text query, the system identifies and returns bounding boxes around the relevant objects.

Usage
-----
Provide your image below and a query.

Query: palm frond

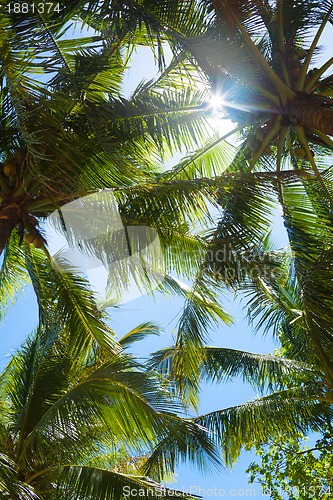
[119,322,161,348]
[0,452,40,499]
[24,246,119,359]
[87,86,212,160]
[141,414,221,480]
[195,384,329,466]
[161,130,238,180]
[41,465,195,500]
[20,353,178,463]
[149,345,317,394]
[185,34,270,93]
[157,273,232,408]
[0,231,30,321]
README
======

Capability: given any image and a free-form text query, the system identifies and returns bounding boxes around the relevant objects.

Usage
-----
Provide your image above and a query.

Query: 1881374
[5,2,61,14]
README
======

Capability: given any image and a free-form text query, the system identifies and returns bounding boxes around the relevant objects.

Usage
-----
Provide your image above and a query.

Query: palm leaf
[149,345,316,394]
[42,465,195,500]
[24,246,118,359]
[0,231,30,322]
[0,452,40,499]
[141,414,221,480]
[195,384,329,466]
[119,322,161,348]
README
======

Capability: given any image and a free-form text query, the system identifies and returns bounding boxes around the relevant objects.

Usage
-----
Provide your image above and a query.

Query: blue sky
[0,16,332,500]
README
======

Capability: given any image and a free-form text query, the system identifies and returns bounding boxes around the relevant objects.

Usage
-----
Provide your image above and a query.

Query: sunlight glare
[207,92,234,137]
[208,93,226,112]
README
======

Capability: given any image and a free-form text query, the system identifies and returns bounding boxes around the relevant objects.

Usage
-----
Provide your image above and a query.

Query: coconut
[12,151,22,164]
[4,163,16,177]
[24,233,35,244]
[291,61,301,79]
[32,237,45,249]
[255,128,265,141]
[247,136,260,151]
[290,53,300,63]
[295,48,307,60]
[307,67,318,78]
[293,148,306,159]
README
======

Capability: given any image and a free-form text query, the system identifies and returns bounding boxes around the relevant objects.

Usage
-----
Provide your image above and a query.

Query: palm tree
[58,0,333,472]
[81,1,333,172]
[80,1,333,396]
[0,1,233,354]
[0,0,214,255]
[194,2,331,137]
[96,0,333,408]
[150,173,333,465]
[3,0,333,477]
[0,317,219,498]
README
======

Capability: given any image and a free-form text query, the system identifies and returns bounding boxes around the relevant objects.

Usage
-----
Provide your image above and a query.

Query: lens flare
[208,93,225,111]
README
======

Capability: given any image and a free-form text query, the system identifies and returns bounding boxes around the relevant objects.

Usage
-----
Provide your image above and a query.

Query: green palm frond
[24,247,118,359]
[40,465,195,500]
[87,86,212,161]
[80,0,211,63]
[208,0,269,37]
[119,322,161,348]
[19,353,172,459]
[279,177,333,274]
[215,347,310,394]
[279,0,331,39]
[149,345,316,395]
[275,177,333,374]
[0,452,40,499]
[4,324,71,446]
[141,414,221,480]
[302,248,333,368]
[185,35,271,94]
[242,249,300,335]
[213,174,276,251]
[0,231,30,321]
[115,178,218,231]
[195,384,329,466]
[156,273,232,408]
[161,130,238,180]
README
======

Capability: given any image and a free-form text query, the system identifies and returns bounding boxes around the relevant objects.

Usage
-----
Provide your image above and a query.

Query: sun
[206,92,235,137]
[208,93,226,112]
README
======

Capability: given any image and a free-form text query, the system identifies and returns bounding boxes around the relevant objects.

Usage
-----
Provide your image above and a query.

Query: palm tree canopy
[111,0,333,408]
[2,0,333,480]
[0,0,232,357]
[0,318,221,498]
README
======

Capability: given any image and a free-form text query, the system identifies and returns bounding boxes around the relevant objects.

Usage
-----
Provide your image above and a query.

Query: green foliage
[2,0,333,491]
[0,321,220,498]
[247,432,333,499]
[0,0,239,370]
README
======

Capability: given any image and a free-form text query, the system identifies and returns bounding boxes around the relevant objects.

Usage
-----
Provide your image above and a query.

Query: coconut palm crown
[0,316,220,498]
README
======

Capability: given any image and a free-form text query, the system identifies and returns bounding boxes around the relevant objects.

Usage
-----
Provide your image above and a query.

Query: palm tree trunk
[286,94,333,136]
[0,201,21,254]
